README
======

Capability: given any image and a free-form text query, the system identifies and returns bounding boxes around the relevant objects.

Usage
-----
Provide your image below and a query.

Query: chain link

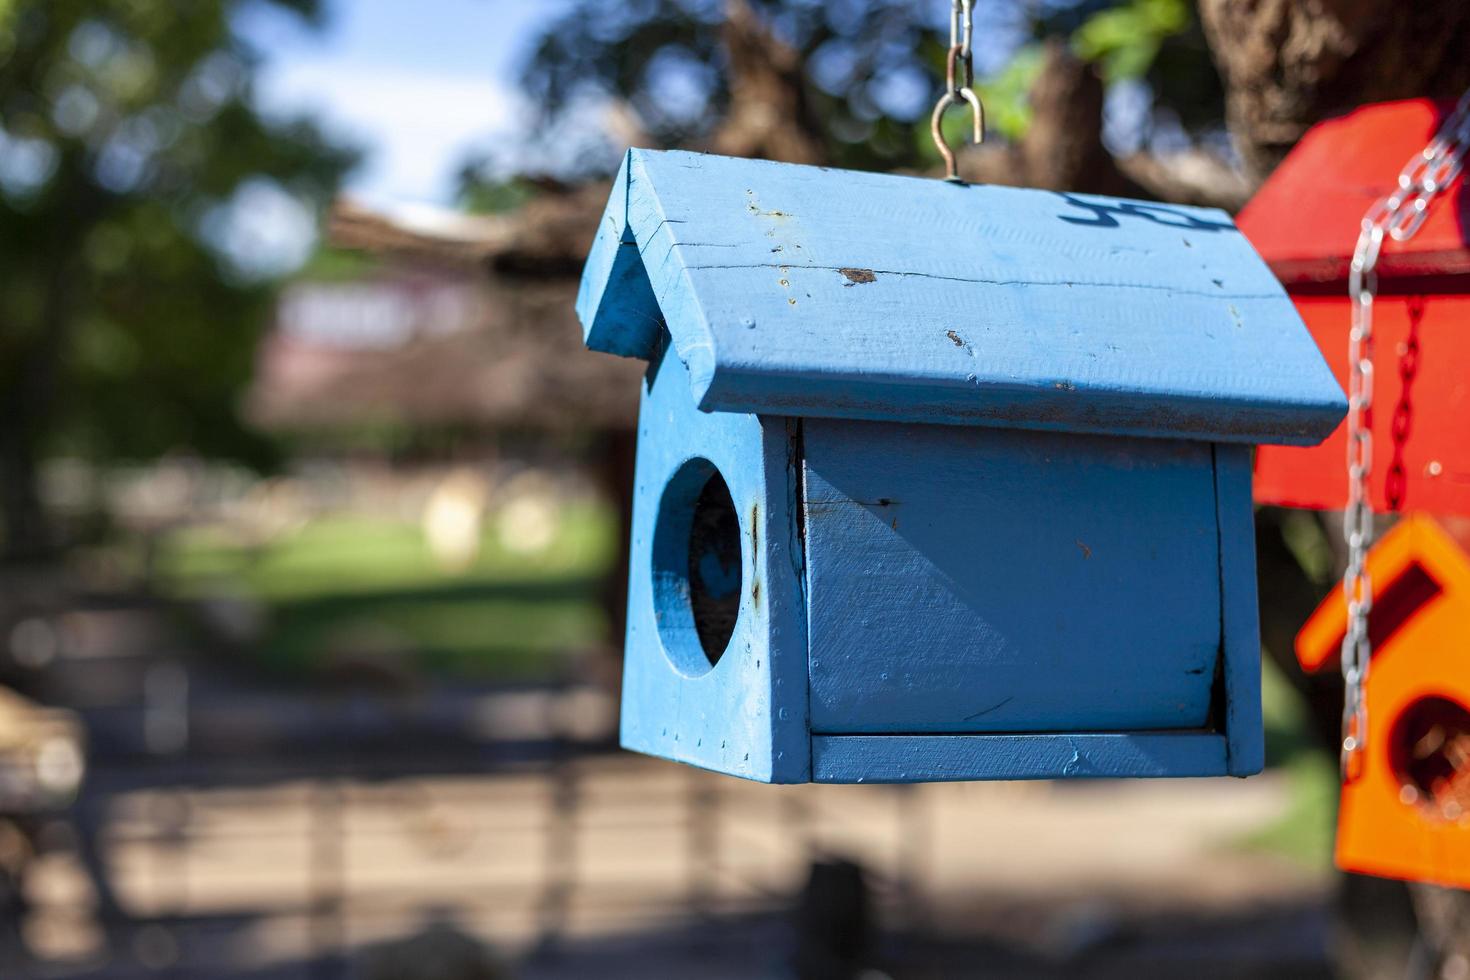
[930,0,984,182]
[1340,90,1470,778]
[1384,295,1425,511]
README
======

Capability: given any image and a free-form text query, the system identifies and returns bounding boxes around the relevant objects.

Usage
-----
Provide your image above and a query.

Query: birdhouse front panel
[1296,516,1470,889]
[802,418,1221,735]
[578,148,1345,784]
[1240,99,1470,516]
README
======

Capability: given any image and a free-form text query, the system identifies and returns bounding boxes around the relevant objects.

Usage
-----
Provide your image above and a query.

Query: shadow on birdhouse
[578,148,1345,783]
[1296,515,1470,889]
[1240,99,1470,517]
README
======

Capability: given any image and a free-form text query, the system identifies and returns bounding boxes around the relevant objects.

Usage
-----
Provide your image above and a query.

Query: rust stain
[745,190,791,219]
[1076,539,1092,559]
[839,267,877,286]
[946,329,965,347]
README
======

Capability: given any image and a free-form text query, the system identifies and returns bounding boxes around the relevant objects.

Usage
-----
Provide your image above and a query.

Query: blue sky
[238,0,572,207]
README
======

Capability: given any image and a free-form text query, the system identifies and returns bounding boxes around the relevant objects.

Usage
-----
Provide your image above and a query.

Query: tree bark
[955,41,1147,197]
[1200,0,1470,179]
[709,0,826,166]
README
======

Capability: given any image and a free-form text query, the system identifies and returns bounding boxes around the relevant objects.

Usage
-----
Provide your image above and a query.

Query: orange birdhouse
[1296,515,1470,888]
[1239,99,1470,517]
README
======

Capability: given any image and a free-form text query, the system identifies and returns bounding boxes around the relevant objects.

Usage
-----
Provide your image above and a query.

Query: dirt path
[16,753,1328,977]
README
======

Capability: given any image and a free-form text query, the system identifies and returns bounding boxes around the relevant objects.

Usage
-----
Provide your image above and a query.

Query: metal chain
[1383,294,1425,511]
[1340,89,1470,778]
[930,0,984,181]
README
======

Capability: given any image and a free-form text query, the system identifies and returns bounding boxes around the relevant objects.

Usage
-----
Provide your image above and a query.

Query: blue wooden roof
[577,149,1345,445]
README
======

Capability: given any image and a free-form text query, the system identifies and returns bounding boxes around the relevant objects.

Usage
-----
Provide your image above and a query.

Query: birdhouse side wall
[620,339,810,783]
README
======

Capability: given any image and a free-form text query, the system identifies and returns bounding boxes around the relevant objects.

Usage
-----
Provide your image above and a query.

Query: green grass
[1236,655,1338,869]
[155,503,617,681]
[1239,750,1339,869]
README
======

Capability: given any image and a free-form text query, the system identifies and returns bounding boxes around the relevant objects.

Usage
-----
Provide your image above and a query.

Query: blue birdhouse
[576,149,1345,784]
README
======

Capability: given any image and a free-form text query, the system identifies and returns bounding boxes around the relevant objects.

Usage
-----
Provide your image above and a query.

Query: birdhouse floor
[811,732,1230,783]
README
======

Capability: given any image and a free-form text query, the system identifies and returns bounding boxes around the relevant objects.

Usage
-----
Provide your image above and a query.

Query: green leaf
[1072,0,1191,83]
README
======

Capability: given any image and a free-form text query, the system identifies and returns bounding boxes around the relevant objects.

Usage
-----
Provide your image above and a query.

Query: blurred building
[248,192,641,439]
[247,187,646,655]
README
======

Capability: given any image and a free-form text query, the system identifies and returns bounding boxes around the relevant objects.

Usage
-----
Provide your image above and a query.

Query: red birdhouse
[1239,100,1470,516]
[1296,516,1470,889]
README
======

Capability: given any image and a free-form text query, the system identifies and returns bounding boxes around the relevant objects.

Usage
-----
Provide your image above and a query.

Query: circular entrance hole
[652,459,743,675]
[1389,696,1470,821]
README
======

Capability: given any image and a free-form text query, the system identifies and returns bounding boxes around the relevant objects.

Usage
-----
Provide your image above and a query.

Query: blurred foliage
[1031,0,1222,135]
[296,245,382,284]
[1072,0,1189,83]
[973,43,1044,142]
[0,0,354,559]
[457,173,537,215]
[514,0,1225,177]
[1236,657,1337,868]
[1279,508,1337,588]
[156,505,617,679]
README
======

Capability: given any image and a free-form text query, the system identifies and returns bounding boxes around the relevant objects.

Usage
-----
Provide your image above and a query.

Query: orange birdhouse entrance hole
[1390,696,1470,821]
[1296,516,1470,888]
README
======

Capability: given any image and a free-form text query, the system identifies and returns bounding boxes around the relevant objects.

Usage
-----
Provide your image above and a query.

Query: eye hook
[930,85,985,183]
[931,5,985,182]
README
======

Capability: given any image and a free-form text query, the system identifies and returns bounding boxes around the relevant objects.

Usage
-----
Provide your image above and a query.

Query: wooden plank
[618,341,811,783]
[576,165,662,359]
[811,732,1229,782]
[802,418,1222,734]
[1213,444,1264,776]
[576,148,1345,445]
[1238,99,1470,286]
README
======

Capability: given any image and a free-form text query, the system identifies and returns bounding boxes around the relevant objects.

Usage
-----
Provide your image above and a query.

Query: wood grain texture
[1214,444,1264,776]
[577,147,1345,445]
[619,338,810,782]
[811,732,1229,782]
[802,419,1222,734]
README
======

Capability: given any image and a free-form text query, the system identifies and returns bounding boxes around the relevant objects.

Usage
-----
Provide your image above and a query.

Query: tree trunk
[1199,0,1470,178]
[709,0,826,165]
